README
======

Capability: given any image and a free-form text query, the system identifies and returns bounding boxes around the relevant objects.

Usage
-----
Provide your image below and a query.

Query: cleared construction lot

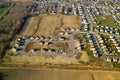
[0,69,120,80]
[4,14,87,65]
[20,14,81,36]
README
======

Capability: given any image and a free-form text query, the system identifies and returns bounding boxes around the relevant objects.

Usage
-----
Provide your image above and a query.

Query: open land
[0,69,120,80]
[96,15,118,27]
[20,14,81,36]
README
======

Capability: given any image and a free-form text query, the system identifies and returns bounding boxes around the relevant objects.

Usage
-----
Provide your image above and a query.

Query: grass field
[96,15,117,27]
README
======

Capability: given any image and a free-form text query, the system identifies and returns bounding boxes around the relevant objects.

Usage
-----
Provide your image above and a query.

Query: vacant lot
[62,15,81,28]
[35,15,62,36]
[78,51,89,63]
[20,15,43,36]
[20,14,81,36]
[7,55,79,64]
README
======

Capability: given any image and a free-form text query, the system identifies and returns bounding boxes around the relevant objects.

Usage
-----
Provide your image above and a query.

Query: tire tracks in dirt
[61,15,64,27]
[33,16,42,35]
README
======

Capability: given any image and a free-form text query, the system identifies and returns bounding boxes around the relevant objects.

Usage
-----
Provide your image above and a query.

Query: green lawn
[0,7,7,16]
[96,15,117,27]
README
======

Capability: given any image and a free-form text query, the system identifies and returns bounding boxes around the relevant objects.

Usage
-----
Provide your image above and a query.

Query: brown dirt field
[78,51,89,63]
[35,15,62,36]
[62,15,81,28]
[51,42,72,54]
[0,69,120,80]
[24,42,42,52]
[20,16,40,36]
[9,55,79,64]
[91,70,120,80]
[20,14,81,36]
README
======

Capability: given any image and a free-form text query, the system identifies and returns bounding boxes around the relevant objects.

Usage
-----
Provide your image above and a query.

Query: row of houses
[13,35,69,54]
[74,39,85,50]
[16,36,56,43]
[110,36,120,52]
[59,27,81,35]
[87,33,103,57]
[87,6,97,24]
[30,47,58,54]
[96,34,114,55]
[79,5,90,31]
[16,35,69,42]
[11,46,58,55]
[29,36,55,42]
[104,57,120,63]
[95,25,120,35]
[96,33,120,56]
[35,0,80,15]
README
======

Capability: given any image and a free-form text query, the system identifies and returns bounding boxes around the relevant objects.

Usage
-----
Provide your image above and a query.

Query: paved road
[84,5,93,33]
[70,34,75,55]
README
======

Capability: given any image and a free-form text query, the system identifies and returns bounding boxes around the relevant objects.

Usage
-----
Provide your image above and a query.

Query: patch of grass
[0,7,7,16]
[83,45,107,66]
[103,34,110,39]
[83,46,93,56]
[112,62,120,68]
[96,15,117,27]
[0,1,13,16]
[93,25,97,31]
[117,52,120,56]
